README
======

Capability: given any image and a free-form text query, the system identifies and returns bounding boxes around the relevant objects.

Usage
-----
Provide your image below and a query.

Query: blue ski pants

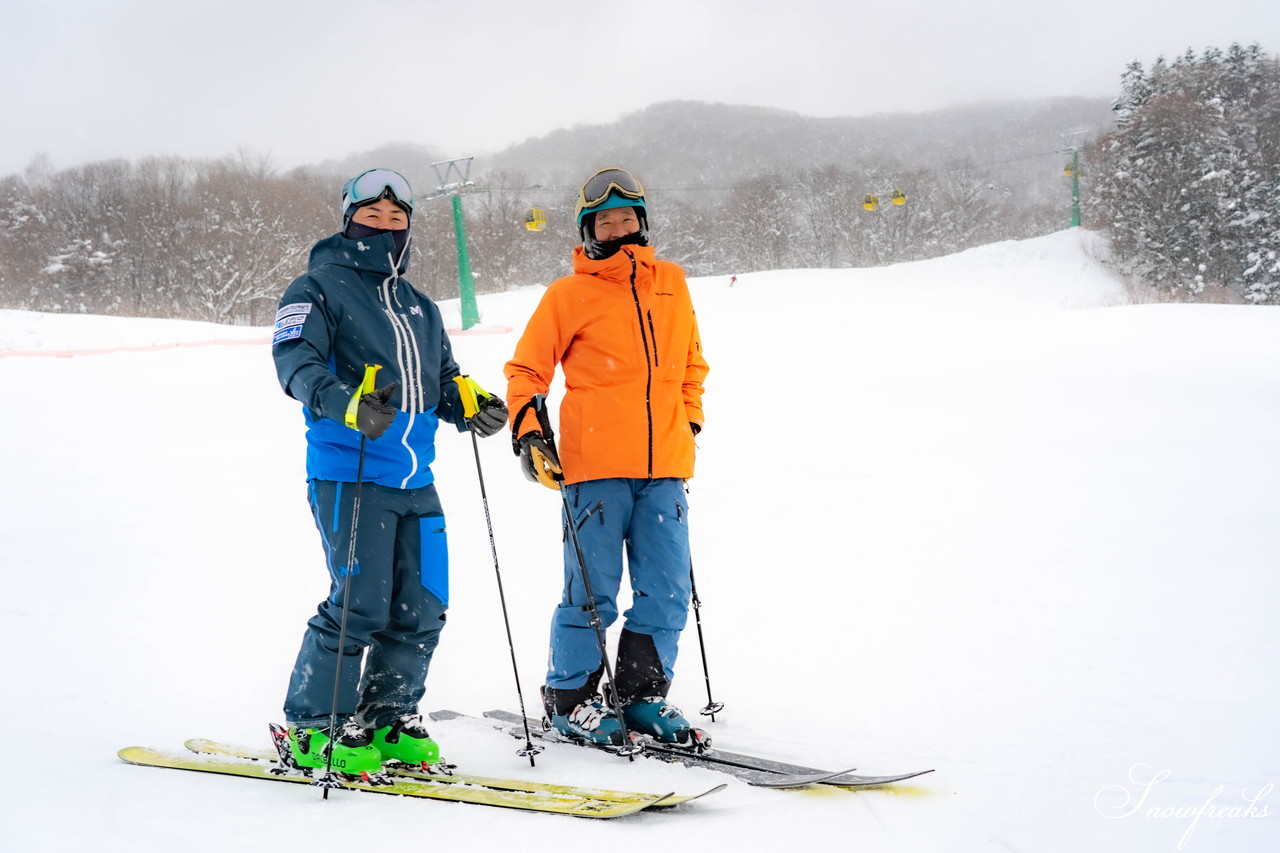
[284,479,449,730]
[547,477,691,693]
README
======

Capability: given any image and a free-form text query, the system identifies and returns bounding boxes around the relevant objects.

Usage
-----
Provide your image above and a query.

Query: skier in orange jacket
[505,167,709,746]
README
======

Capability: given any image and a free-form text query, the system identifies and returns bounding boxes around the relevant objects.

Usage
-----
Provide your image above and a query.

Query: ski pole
[688,556,725,720]
[455,377,543,766]
[317,364,381,797]
[525,394,641,758]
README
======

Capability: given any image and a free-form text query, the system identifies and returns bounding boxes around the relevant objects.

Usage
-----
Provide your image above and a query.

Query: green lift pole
[1061,131,1087,229]
[451,193,480,329]
[430,157,481,330]
[1070,148,1081,228]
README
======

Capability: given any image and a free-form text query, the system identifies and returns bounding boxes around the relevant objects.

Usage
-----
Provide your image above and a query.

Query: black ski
[433,710,932,788]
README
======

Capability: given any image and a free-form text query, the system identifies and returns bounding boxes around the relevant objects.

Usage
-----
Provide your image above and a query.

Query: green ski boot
[372,714,442,767]
[285,721,383,775]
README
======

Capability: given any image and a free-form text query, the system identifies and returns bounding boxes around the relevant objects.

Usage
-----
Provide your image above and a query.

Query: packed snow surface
[2,230,1275,851]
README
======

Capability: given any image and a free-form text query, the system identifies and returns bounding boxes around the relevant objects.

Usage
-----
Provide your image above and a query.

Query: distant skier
[504,167,710,746]
[729,275,737,287]
[271,168,508,774]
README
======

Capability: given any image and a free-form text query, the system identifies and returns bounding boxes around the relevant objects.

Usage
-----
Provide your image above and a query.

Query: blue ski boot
[621,697,708,748]
[548,697,625,746]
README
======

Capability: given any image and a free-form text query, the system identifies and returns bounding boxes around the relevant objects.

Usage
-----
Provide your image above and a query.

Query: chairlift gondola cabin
[1063,163,1077,177]
[863,193,879,211]
[524,207,547,232]
[891,189,907,206]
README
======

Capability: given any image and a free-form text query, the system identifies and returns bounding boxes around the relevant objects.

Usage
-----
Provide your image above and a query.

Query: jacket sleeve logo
[273,302,312,345]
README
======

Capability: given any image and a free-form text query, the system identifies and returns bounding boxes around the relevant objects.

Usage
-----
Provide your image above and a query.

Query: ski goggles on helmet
[342,168,415,213]
[575,168,645,225]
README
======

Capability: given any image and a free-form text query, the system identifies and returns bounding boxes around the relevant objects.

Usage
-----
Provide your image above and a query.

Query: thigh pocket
[419,515,449,607]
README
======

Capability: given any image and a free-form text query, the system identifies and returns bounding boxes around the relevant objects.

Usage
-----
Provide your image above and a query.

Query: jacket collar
[571,244,655,281]
[309,231,410,279]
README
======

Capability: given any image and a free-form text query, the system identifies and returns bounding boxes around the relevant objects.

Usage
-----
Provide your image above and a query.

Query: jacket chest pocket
[647,308,690,380]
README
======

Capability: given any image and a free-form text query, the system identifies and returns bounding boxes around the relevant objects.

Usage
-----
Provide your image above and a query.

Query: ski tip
[649,782,728,807]
[428,709,468,722]
[825,767,937,788]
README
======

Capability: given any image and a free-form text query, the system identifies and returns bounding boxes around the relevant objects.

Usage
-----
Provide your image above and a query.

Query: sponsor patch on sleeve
[275,313,308,331]
[276,302,312,322]
[272,325,303,345]
[273,302,312,345]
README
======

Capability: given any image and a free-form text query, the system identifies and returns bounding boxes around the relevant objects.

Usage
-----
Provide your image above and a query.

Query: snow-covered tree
[1089,44,1280,302]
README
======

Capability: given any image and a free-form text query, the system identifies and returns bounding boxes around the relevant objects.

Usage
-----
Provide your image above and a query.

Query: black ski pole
[688,556,725,720]
[317,434,367,796]
[525,394,641,758]
[317,364,381,797]
[459,380,543,765]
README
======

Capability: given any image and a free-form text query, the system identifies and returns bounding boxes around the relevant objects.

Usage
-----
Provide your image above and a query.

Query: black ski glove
[467,394,509,438]
[355,382,398,440]
[517,431,562,490]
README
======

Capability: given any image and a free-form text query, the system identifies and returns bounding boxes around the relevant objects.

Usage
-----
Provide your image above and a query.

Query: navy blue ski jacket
[272,230,468,489]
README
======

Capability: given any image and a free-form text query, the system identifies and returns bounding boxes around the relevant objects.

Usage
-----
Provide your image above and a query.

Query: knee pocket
[419,515,448,607]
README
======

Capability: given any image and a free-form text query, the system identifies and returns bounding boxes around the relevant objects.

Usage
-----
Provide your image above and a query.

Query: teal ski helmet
[574,167,650,258]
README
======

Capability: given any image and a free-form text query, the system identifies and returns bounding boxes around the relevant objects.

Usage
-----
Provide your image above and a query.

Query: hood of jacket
[308,229,410,280]
[570,243,656,283]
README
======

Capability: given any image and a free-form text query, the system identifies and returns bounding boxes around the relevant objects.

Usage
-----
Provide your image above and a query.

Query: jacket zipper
[378,277,421,487]
[646,311,659,366]
[625,250,654,478]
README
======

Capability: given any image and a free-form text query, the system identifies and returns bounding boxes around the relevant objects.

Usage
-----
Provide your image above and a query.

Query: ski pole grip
[345,364,384,429]
[453,375,490,419]
[532,394,559,456]
[359,364,383,395]
[510,393,559,457]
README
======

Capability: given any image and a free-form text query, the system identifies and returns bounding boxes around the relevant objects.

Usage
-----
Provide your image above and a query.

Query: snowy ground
[2,229,1276,852]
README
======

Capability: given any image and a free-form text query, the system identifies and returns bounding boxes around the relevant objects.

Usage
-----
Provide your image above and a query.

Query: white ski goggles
[342,168,415,213]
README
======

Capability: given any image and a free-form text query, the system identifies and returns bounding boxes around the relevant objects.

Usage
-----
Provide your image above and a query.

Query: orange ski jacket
[505,244,708,485]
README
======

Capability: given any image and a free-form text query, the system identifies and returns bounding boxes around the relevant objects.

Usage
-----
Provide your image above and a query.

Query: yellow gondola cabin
[524,208,547,232]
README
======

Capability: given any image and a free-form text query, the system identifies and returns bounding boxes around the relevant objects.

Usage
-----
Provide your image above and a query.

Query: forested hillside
[6,81,1248,322]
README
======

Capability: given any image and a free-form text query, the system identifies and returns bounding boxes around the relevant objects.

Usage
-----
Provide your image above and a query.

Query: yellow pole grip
[345,364,383,429]
[452,375,488,419]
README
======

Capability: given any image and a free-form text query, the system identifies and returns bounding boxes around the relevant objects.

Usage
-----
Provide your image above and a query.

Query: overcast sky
[4,0,1278,177]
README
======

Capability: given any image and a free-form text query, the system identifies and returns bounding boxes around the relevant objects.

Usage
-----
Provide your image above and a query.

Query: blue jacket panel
[272,230,467,489]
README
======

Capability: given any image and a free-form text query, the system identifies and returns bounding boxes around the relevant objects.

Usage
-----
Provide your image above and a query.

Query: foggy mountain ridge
[1,96,1119,324]
[312,96,1116,191]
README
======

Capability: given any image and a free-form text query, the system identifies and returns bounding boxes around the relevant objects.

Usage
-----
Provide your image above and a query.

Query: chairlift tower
[1060,131,1088,228]
[426,157,481,329]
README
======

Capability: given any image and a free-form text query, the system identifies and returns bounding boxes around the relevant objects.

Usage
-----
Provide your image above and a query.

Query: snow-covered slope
[2,230,1275,852]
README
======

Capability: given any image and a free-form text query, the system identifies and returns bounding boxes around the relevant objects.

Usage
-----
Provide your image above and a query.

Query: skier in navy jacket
[271,168,507,774]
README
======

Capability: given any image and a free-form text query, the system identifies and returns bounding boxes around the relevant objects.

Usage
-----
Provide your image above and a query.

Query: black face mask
[344,220,410,260]
[581,208,651,260]
[585,231,648,260]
